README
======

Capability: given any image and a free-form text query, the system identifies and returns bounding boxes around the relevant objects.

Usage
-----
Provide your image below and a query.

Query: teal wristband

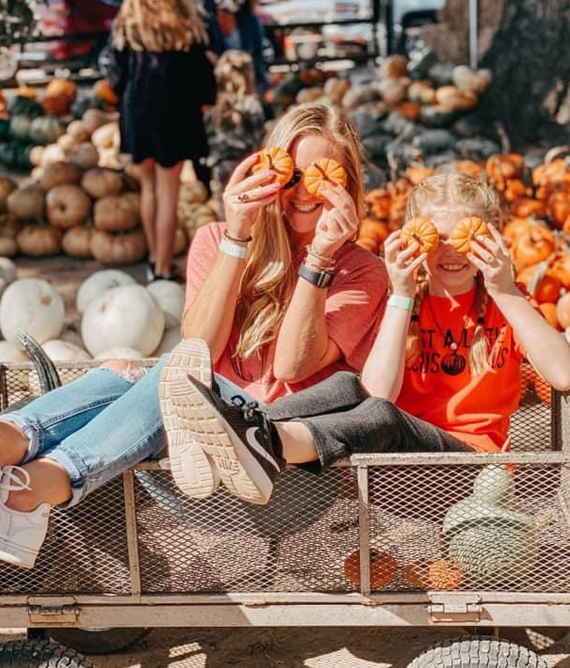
[219,238,247,259]
[388,294,415,311]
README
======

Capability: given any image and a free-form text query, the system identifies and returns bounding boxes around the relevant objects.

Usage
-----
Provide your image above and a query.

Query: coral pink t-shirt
[183,222,388,404]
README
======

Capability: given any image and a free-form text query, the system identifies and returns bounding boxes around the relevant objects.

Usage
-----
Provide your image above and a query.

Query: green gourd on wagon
[442,465,538,581]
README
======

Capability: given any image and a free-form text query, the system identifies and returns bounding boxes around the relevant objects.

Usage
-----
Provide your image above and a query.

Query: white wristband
[387,294,415,311]
[219,238,247,259]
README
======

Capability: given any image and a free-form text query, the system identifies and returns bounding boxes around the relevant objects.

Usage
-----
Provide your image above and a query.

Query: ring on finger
[237,193,250,202]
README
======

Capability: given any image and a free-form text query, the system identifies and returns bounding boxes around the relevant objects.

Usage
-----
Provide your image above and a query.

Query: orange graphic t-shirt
[395,287,525,452]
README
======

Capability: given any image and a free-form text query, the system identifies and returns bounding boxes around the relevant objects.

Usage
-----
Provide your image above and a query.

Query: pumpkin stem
[315,163,331,182]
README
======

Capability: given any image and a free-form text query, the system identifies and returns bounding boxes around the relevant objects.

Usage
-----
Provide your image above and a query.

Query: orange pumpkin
[485,153,524,191]
[510,198,547,219]
[344,549,398,589]
[547,190,570,228]
[14,85,37,100]
[252,147,294,186]
[455,160,483,180]
[449,216,491,254]
[355,237,378,253]
[359,218,390,245]
[401,217,439,255]
[93,78,119,106]
[365,188,391,219]
[43,78,77,115]
[303,158,347,199]
[403,559,431,589]
[404,165,434,186]
[512,226,555,270]
[504,179,531,204]
[533,159,570,188]
[538,302,559,329]
[549,254,570,289]
[428,559,465,590]
[503,218,530,245]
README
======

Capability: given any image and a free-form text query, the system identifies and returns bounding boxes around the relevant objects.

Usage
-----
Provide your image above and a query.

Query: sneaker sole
[170,377,274,505]
[159,339,219,499]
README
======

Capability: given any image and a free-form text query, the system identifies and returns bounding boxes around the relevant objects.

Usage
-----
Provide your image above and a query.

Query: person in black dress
[109,0,216,281]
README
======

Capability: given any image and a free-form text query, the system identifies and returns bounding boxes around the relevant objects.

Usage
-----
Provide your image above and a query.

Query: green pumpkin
[28,116,65,145]
[70,95,104,120]
[9,115,32,142]
[0,140,33,171]
[7,95,44,119]
[0,119,10,141]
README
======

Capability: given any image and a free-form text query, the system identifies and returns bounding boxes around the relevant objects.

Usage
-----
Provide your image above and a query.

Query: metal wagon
[0,352,567,668]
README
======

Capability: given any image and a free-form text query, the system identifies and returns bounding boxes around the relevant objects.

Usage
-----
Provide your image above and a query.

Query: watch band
[387,294,415,311]
[298,263,335,289]
[219,238,247,259]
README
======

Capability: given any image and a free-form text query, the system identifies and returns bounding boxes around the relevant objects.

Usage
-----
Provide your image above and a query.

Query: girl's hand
[384,230,427,298]
[311,182,360,257]
[223,153,282,239]
[467,224,517,296]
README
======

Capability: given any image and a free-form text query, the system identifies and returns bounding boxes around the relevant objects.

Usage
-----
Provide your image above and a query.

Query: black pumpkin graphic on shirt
[441,351,467,376]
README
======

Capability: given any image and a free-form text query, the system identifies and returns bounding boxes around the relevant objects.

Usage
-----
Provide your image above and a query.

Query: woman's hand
[384,230,427,298]
[467,224,518,297]
[311,182,360,257]
[223,153,282,239]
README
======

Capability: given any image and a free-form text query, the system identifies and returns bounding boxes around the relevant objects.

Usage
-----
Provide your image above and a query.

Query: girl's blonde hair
[213,50,257,131]
[235,103,364,359]
[405,173,501,376]
[112,0,208,52]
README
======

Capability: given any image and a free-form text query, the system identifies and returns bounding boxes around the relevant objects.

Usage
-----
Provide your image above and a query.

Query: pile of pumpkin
[0,78,118,172]
[0,264,186,366]
[357,152,570,384]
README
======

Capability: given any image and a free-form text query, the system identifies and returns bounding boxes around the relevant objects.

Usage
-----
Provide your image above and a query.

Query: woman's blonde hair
[213,50,257,131]
[112,0,208,52]
[405,173,501,376]
[235,103,364,359]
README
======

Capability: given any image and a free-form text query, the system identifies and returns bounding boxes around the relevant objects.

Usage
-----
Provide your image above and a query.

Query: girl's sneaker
[168,374,285,505]
[160,339,220,499]
[0,466,50,569]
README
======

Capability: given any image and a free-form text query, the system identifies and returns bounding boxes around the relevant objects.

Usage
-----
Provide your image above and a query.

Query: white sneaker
[0,466,50,569]
[160,338,221,499]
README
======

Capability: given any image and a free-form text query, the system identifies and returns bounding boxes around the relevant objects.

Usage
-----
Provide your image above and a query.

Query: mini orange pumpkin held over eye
[450,216,491,254]
[344,549,398,589]
[401,217,439,255]
[252,147,294,186]
[303,158,347,199]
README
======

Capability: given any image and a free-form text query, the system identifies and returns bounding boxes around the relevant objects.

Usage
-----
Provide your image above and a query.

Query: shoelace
[0,465,31,493]
[230,395,272,445]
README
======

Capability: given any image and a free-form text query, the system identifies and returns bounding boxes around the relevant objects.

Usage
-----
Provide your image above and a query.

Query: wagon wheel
[49,627,152,655]
[0,640,93,668]
[406,636,548,668]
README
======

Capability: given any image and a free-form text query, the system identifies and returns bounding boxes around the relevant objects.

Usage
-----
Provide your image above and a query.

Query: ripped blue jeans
[0,357,251,507]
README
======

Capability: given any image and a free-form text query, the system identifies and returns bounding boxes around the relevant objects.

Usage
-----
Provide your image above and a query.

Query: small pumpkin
[43,78,77,115]
[503,179,531,203]
[81,108,113,135]
[449,216,491,254]
[40,161,82,191]
[0,177,17,213]
[401,217,439,254]
[428,559,465,590]
[344,549,398,589]
[549,254,570,289]
[403,559,431,589]
[62,226,94,258]
[67,142,99,170]
[510,197,546,219]
[547,190,570,228]
[39,143,66,167]
[17,223,62,257]
[538,302,559,329]
[91,122,120,151]
[252,146,294,186]
[7,185,45,221]
[14,85,37,100]
[90,228,148,265]
[512,225,555,270]
[94,194,140,232]
[81,168,123,199]
[28,116,65,145]
[93,78,119,106]
[66,120,91,143]
[303,158,347,199]
[46,184,91,229]
[485,154,525,191]
[29,145,45,167]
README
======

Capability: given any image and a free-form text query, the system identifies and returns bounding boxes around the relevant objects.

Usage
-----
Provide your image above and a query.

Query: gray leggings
[266,372,473,472]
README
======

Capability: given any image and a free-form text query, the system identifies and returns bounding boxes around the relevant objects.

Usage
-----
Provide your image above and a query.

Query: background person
[109,0,216,281]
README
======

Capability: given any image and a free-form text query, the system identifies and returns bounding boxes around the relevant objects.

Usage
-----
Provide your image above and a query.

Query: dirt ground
[5,255,570,668]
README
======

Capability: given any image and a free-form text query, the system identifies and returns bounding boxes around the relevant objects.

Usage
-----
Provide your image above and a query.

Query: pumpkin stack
[177,175,220,243]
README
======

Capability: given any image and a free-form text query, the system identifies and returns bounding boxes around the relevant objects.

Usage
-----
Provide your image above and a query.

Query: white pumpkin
[0,341,29,362]
[151,327,182,356]
[0,278,65,344]
[60,326,84,348]
[42,339,92,361]
[76,269,136,314]
[81,285,165,357]
[146,280,185,329]
[95,346,143,360]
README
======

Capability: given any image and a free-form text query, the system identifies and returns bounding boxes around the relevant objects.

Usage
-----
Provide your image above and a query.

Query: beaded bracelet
[224,229,252,244]
[305,245,335,268]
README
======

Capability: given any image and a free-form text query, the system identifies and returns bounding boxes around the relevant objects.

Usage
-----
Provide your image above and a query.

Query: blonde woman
[0,103,386,569]
[161,103,389,499]
[165,174,570,505]
[109,0,216,281]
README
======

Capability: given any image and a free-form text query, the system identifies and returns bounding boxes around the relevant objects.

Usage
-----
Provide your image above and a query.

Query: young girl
[165,173,570,505]
[205,49,265,205]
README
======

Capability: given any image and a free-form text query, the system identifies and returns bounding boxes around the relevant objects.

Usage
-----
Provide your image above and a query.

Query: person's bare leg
[5,459,72,511]
[139,158,157,265]
[275,422,318,464]
[0,422,30,467]
[153,161,184,278]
